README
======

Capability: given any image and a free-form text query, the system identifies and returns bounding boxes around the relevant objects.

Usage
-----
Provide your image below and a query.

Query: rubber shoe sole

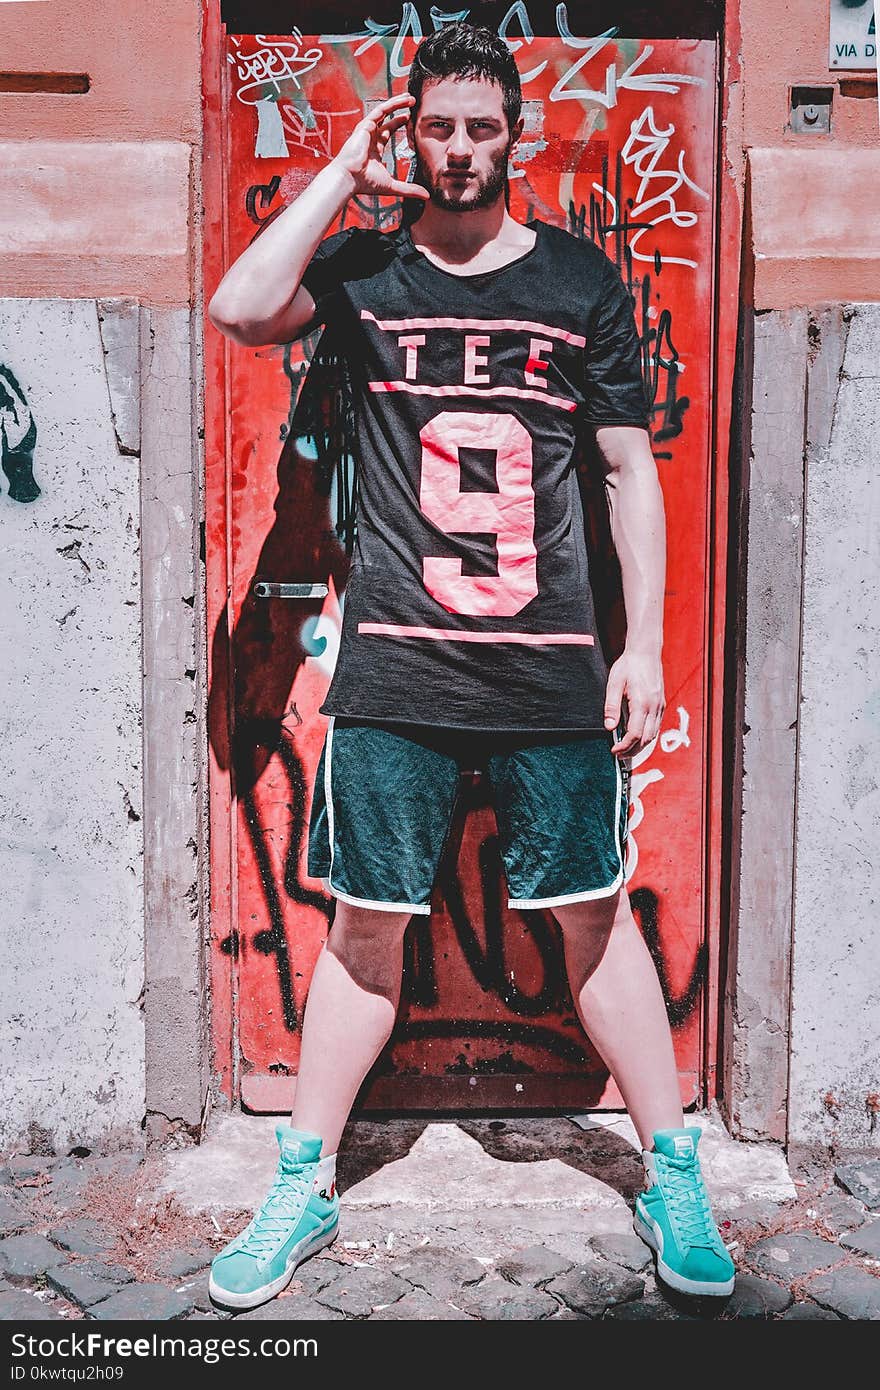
[208,1216,339,1311]
[633,1207,735,1298]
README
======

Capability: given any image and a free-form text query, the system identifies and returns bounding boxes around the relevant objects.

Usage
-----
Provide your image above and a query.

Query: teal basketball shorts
[307,715,631,915]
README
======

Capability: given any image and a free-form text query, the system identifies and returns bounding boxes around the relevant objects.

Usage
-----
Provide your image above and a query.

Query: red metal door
[202,5,722,1112]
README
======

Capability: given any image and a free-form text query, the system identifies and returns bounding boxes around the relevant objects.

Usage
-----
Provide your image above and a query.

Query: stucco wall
[0,0,200,144]
[789,303,880,1155]
[748,147,880,310]
[740,0,877,149]
[726,302,880,1158]
[0,3,199,304]
[734,0,880,311]
[0,299,145,1153]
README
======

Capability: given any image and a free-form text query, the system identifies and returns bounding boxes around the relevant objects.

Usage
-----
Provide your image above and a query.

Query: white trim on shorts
[320,877,431,915]
[506,753,626,910]
[323,715,432,916]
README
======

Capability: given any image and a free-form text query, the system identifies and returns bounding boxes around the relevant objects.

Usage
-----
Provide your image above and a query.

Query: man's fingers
[376,115,413,151]
[366,92,416,125]
[376,111,414,138]
[356,96,414,145]
[611,703,648,756]
[610,715,635,754]
[622,704,665,756]
[643,709,664,747]
[603,678,624,731]
[388,180,431,200]
[380,90,417,108]
[630,704,649,742]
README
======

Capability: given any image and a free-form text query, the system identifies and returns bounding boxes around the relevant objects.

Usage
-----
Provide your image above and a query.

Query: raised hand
[333,92,430,202]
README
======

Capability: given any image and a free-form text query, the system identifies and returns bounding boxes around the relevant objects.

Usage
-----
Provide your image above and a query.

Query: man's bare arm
[594,424,667,756]
[207,91,428,347]
[207,162,356,347]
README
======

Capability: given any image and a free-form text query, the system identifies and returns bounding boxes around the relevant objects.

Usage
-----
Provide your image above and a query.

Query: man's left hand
[603,650,666,756]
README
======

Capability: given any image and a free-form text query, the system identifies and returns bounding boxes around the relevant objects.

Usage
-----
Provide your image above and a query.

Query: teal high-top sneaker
[633,1127,735,1297]
[209,1124,339,1311]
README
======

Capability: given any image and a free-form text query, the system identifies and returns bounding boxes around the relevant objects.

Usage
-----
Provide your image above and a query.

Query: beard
[414,140,512,213]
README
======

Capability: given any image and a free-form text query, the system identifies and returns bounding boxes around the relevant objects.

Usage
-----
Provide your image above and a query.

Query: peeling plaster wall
[789,303,880,1156]
[728,304,880,1156]
[0,299,145,1152]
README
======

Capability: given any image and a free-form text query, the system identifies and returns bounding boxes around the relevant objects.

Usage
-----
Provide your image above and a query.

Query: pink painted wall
[0,0,200,304]
[741,0,877,147]
[737,0,879,308]
[0,2,874,314]
[0,0,200,140]
[749,147,880,308]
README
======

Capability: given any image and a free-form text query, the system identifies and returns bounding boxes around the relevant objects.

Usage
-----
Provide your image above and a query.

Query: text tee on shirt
[299,217,650,732]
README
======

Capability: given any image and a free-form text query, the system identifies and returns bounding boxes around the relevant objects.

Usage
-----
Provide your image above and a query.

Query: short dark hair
[407,22,522,134]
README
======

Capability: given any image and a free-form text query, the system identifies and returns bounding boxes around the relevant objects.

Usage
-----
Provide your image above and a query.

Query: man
[207,24,734,1311]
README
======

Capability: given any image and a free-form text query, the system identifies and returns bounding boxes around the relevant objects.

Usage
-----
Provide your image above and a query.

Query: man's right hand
[208,93,429,347]
[333,92,430,202]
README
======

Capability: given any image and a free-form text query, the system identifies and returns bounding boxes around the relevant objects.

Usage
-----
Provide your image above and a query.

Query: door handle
[252,582,329,599]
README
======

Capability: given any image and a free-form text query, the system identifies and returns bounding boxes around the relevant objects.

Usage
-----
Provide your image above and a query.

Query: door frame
[198,0,742,1115]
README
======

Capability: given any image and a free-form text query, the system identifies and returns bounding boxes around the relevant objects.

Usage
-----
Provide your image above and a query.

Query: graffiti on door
[205,17,718,1105]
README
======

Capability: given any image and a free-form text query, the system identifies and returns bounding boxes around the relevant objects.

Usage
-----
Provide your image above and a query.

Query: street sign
[829,0,877,70]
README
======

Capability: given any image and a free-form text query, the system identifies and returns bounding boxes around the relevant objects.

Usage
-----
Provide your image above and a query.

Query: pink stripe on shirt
[357,623,594,645]
[367,381,578,412]
[360,309,587,347]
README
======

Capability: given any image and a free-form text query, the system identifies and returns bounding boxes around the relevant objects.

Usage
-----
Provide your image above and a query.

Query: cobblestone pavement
[1,1139,878,1322]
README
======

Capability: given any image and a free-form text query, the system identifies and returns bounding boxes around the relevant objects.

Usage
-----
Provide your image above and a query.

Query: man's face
[409,76,522,212]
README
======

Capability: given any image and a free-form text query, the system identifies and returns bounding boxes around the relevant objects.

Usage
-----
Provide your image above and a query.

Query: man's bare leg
[555,888,683,1149]
[209,898,409,1308]
[290,899,412,1153]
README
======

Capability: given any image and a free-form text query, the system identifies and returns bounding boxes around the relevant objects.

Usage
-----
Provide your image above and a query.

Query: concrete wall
[724,308,804,1146]
[720,0,880,1157]
[0,294,209,1156]
[789,303,880,1156]
[140,304,211,1149]
[0,299,145,1153]
[726,303,880,1159]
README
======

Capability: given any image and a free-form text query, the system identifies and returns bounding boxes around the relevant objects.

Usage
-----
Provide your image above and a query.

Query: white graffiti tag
[278,106,362,161]
[321,4,705,108]
[587,109,707,270]
[624,705,691,881]
[228,31,324,104]
[550,13,705,108]
[617,107,710,267]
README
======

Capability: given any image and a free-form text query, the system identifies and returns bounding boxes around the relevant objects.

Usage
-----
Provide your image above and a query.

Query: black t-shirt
[300,217,650,732]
